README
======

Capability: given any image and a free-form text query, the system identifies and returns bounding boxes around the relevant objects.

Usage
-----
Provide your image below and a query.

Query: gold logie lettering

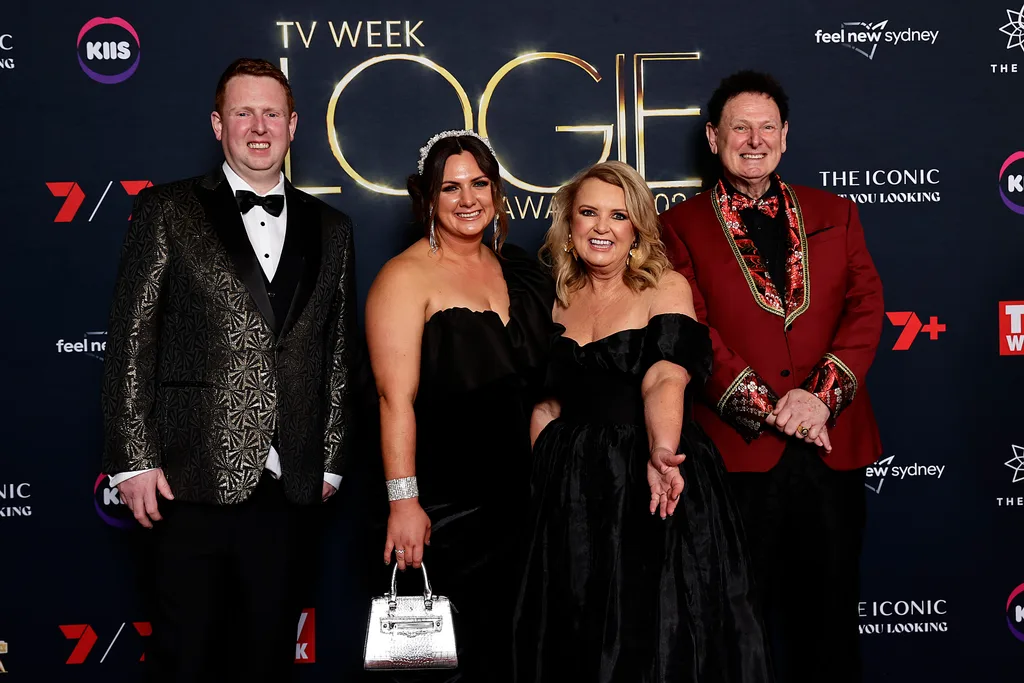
[295,21,317,49]
[366,20,383,47]
[328,21,362,47]
[479,52,612,193]
[327,55,473,195]
[634,53,702,189]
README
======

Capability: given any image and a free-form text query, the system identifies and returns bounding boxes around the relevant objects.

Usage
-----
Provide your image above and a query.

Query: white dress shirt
[109,162,342,491]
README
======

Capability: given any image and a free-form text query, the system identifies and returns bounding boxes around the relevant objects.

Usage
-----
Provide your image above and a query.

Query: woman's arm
[365,259,431,571]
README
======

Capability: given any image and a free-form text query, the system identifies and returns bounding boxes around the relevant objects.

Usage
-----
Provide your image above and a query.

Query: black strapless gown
[513,314,773,683]
[373,244,553,683]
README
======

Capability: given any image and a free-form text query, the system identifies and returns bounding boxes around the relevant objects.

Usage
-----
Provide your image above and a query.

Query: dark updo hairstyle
[406,134,510,253]
[706,70,789,127]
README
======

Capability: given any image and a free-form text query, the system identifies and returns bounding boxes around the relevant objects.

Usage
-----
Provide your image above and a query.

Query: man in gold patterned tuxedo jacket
[100,59,357,683]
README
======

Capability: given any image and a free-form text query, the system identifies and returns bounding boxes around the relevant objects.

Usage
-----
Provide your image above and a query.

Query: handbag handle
[388,561,434,610]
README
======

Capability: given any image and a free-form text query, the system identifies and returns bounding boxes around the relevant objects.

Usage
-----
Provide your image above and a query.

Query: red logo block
[296,608,315,663]
[886,312,946,351]
[1001,301,1024,356]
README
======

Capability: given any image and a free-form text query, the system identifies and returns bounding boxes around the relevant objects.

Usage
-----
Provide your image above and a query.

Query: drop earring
[492,215,499,251]
[429,215,438,253]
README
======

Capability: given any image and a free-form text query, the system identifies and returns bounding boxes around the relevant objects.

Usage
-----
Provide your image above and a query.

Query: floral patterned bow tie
[730,193,779,219]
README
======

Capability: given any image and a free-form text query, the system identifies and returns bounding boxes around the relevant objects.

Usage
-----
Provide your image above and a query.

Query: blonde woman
[513,162,772,683]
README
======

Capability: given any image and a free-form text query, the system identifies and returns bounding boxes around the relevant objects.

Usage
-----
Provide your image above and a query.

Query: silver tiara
[417,129,495,175]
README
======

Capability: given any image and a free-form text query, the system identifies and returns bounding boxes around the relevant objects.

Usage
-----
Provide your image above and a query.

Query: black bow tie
[235,190,284,217]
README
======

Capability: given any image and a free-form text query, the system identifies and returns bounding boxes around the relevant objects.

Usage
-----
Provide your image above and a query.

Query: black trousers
[729,442,866,683]
[142,472,314,683]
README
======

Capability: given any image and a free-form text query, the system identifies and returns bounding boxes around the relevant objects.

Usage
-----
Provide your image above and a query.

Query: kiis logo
[885,312,946,350]
[94,475,138,529]
[1007,583,1024,642]
[1000,302,1024,355]
[999,152,1024,214]
[77,17,140,84]
[46,180,151,222]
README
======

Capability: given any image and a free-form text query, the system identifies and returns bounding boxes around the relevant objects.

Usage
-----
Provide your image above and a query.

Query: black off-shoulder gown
[373,244,553,683]
[513,314,773,683]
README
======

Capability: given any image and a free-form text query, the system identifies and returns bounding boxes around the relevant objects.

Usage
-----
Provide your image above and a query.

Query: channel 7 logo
[46,180,152,222]
[885,311,947,350]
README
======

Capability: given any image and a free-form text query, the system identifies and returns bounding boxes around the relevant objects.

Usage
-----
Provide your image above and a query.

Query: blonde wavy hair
[540,161,671,307]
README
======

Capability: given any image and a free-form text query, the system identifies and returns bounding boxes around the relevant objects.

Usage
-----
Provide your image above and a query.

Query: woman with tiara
[364,131,554,681]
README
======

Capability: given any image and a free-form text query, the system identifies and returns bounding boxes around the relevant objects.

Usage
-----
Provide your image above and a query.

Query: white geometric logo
[1000,6,1024,51]
[841,20,888,60]
[865,454,895,493]
[1005,444,1024,482]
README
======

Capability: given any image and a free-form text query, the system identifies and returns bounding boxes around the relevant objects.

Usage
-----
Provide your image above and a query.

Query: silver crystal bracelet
[386,476,419,501]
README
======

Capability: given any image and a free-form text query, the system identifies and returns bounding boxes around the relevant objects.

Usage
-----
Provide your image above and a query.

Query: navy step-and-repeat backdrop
[3,0,1024,679]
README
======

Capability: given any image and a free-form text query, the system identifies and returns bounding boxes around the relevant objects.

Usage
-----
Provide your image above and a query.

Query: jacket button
[786,324,793,332]
[780,369,791,377]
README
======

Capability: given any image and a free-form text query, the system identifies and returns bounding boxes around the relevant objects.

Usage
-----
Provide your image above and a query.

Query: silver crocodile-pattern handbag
[363,562,458,670]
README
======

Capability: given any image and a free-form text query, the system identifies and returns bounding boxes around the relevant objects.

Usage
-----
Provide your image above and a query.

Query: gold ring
[798,425,809,436]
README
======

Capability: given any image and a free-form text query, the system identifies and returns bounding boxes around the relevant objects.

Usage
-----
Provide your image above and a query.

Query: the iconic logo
[885,312,947,350]
[296,608,316,663]
[1000,302,1024,355]
[999,152,1024,214]
[1008,584,1024,642]
[858,598,948,635]
[1001,6,1024,51]
[94,475,138,529]
[78,17,140,84]
[46,180,151,222]
[60,622,151,664]
[56,332,107,361]
[0,483,31,519]
[813,21,939,60]
[0,33,13,70]
[818,168,941,204]
[864,455,946,494]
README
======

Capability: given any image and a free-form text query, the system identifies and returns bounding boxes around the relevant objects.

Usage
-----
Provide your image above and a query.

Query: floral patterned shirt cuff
[801,353,858,424]
[716,367,780,442]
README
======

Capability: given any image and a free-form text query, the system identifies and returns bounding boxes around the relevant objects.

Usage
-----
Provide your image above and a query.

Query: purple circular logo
[1007,583,1024,642]
[999,152,1024,215]
[93,474,138,529]
[77,17,140,84]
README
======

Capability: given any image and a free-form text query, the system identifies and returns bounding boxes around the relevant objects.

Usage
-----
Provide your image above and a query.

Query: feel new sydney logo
[814,20,939,60]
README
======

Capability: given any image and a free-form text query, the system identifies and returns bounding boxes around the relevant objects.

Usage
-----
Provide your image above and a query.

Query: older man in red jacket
[660,71,884,683]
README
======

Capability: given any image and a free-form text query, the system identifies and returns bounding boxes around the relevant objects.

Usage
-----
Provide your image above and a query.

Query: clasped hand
[764,388,832,452]
[648,446,685,519]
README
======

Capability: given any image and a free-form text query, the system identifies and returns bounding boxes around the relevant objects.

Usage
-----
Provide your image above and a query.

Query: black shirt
[722,177,788,297]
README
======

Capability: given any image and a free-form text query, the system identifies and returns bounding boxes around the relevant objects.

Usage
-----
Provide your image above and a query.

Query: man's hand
[322,481,337,502]
[765,388,833,452]
[117,469,174,529]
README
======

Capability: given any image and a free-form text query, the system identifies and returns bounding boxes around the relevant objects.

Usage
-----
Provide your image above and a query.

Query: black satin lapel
[198,178,277,333]
[279,186,322,340]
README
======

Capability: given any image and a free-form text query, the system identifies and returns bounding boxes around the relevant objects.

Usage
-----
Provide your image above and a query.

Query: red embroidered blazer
[660,180,884,472]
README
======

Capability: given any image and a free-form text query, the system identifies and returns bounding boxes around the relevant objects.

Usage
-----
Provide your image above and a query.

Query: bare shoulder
[649,270,696,319]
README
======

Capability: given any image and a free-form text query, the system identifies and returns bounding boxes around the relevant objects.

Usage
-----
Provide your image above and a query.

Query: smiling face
[706,92,788,198]
[211,74,297,193]
[569,178,635,275]
[432,151,496,247]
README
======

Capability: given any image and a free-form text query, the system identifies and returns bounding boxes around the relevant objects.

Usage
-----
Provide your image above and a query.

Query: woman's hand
[648,446,685,519]
[384,499,431,571]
